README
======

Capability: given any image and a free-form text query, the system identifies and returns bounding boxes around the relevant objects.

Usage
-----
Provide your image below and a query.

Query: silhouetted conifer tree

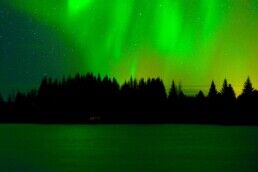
[196,90,205,100]
[208,81,218,99]
[238,77,255,111]
[207,81,219,117]
[221,79,228,96]
[242,77,254,97]
[39,76,48,94]
[220,80,236,101]
[227,84,236,100]
[168,80,177,100]
[178,83,185,99]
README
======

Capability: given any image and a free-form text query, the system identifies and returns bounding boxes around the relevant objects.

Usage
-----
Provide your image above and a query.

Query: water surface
[0,124,258,172]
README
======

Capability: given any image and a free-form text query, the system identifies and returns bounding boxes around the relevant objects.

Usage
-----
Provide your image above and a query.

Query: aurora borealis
[0,0,257,96]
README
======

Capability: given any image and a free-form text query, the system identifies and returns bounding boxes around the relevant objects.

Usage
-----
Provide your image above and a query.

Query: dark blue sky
[0,3,78,98]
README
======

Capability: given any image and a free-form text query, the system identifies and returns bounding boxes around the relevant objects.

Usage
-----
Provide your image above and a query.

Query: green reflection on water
[0,124,258,172]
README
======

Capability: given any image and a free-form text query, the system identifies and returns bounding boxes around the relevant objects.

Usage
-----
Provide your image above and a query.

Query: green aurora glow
[1,0,258,95]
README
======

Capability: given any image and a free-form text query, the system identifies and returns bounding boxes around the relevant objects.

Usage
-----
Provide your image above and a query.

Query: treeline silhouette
[0,73,258,125]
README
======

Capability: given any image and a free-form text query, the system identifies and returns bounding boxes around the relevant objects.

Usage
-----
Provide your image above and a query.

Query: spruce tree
[208,81,218,99]
[168,80,177,100]
[242,77,253,97]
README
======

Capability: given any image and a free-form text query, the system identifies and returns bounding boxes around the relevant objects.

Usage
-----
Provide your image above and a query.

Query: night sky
[0,0,257,97]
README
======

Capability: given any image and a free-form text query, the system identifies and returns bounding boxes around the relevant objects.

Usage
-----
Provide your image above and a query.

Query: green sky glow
[1,0,258,95]
[68,0,93,16]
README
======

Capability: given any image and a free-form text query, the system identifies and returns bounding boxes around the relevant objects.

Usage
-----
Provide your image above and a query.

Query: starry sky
[0,0,257,97]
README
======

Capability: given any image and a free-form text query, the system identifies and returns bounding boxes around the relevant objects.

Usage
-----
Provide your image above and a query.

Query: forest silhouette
[0,73,258,125]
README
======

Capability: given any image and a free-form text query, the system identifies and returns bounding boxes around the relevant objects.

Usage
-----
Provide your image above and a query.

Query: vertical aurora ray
[154,0,182,53]
[2,0,258,95]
